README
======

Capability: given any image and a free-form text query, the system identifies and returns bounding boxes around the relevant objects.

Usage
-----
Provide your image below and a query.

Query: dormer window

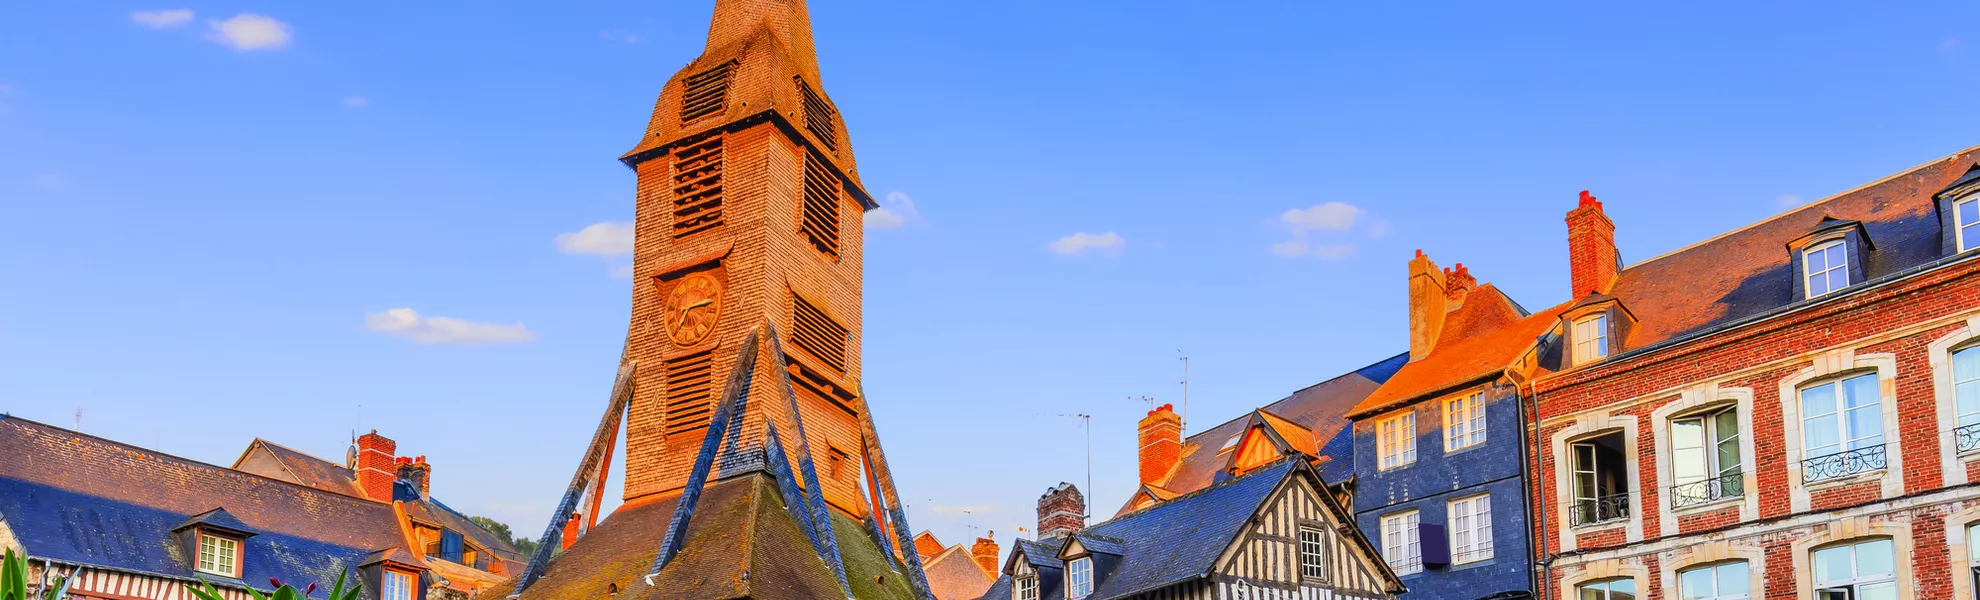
[196,532,240,577]
[1803,240,1849,298]
[382,569,415,600]
[1572,314,1609,364]
[1015,575,1038,600]
[1067,557,1094,598]
[1956,194,1980,252]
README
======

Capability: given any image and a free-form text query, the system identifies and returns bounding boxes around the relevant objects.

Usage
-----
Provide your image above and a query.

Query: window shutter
[680,62,733,123]
[791,294,848,372]
[800,153,841,257]
[671,137,725,239]
[441,529,465,563]
[795,77,837,150]
[1418,522,1451,566]
[664,349,717,436]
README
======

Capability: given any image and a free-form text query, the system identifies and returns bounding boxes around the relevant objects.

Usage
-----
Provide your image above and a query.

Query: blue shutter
[440,529,464,563]
[1418,522,1450,566]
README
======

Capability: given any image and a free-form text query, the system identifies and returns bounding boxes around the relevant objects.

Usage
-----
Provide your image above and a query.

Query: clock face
[663,272,723,346]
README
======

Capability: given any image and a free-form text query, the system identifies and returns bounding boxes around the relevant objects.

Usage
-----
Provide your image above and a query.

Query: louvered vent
[800,153,841,256]
[680,62,733,124]
[791,295,848,372]
[663,350,716,436]
[670,137,725,239]
[795,77,838,151]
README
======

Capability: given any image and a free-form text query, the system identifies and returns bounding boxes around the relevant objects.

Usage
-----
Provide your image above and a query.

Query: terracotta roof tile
[922,545,993,600]
[1350,288,1563,418]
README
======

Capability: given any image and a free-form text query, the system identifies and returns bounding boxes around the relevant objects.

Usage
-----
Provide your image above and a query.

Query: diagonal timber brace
[510,356,637,598]
[855,383,938,600]
[645,328,760,584]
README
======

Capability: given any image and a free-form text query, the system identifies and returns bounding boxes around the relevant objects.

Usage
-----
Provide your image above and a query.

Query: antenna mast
[1058,413,1093,523]
[1178,353,1190,435]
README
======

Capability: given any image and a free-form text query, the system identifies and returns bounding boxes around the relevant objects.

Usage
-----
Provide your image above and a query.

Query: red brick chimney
[1566,190,1620,297]
[1443,263,1477,303]
[1137,404,1182,486]
[355,430,397,501]
[1408,250,1449,360]
[1036,483,1085,539]
[971,532,1000,575]
[395,455,431,498]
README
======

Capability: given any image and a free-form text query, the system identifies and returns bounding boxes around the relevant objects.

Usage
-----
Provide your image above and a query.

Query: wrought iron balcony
[1670,471,1745,508]
[1570,493,1631,526]
[1958,423,1980,454]
[1800,444,1886,483]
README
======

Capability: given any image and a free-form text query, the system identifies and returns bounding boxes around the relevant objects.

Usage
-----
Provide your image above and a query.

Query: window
[1380,511,1421,575]
[1571,433,1629,526]
[383,570,414,600]
[1957,196,1980,252]
[1573,314,1610,364]
[1955,348,1980,454]
[1448,494,1493,564]
[1219,433,1242,453]
[1671,406,1743,507]
[1015,575,1038,600]
[1679,562,1751,600]
[1804,240,1849,298]
[1067,557,1093,598]
[196,533,238,577]
[1377,411,1416,470]
[1578,578,1637,600]
[1444,392,1486,451]
[1800,373,1885,482]
[1812,539,1896,600]
[1298,525,1328,581]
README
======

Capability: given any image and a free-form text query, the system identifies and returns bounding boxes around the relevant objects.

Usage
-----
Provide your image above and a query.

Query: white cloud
[131,9,194,28]
[1269,238,1355,260]
[1047,232,1126,257]
[866,191,921,230]
[600,30,643,44]
[343,96,368,108]
[555,222,635,257]
[1310,243,1356,260]
[1270,238,1309,258]
[206,14,292,51]
[1943,37,1961,52]
[364,308,536,345]
[1777,195,1805,208]
[1277,202,1364,233]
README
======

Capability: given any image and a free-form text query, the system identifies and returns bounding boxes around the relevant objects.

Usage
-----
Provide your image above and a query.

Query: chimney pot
[1566,190,1620,297]
[355,431,398,501]
[970,533,1000,575]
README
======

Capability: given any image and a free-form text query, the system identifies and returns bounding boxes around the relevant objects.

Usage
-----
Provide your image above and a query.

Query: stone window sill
[1669,494,1743,516]
[1803,468,1886,492]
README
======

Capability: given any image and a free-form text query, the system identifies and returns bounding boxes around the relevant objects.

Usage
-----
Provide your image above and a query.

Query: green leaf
[3,548,28,600]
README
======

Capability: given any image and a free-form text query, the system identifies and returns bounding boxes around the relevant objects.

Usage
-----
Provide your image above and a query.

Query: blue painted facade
[1351,380,1532,600]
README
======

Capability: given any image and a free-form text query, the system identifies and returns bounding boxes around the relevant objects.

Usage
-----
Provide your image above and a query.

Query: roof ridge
[0,415,391,506]
[1083,457,1297,527]
[1626,144,1980,270]
[257,438,353,472]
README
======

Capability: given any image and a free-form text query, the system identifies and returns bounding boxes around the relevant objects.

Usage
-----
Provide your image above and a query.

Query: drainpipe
[1525,377,1553,600]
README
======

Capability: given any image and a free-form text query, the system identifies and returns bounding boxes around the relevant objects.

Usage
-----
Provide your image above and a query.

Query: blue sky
[3,1,1977,551]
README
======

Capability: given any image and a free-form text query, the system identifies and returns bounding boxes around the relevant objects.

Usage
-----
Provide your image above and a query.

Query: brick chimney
[1443,263,1477,303]
[1137,404,1182,486]
[1036,483,1085,539]
[1408,250,1449,360]
[971,532,1000,575]
[395,455,431,498]
[355,430,397,501]
[1566,190,1620,297]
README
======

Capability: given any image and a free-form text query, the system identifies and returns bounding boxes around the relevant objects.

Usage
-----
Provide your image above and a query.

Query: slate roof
[239,439,367,498]
[502,472,916,600]
[993,461,1349,600]
[0,416,419,595]
[174,508,258,536]
[1119,353,1405,515]
[922,544,993,600]
[404,494,527,566]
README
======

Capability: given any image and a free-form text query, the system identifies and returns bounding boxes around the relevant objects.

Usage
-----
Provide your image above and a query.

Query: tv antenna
[1057,413,1092,521]
[1130,395,1155,411]
[1178,353,1190,435]
[74,408,82,431]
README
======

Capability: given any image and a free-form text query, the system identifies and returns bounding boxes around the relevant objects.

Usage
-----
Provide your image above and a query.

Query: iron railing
[1670,471,1744,508]
[1800,444,1887,483]
[1452,541,1494,565]
[1958,423,1980,454]
[1570,493,1631,526]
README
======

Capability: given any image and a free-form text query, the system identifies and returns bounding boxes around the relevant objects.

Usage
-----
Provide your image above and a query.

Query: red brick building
[1529,148,1980,599]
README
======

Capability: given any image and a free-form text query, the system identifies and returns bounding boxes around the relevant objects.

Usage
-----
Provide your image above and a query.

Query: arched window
[1678,561,1751,600]
[1798,372,1885,482]
[1953,346,1980,453]
[1577,577,1636,600]
[1812,538,1895,599]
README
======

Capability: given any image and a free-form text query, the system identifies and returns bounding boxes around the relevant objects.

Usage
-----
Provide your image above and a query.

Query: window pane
[1717,436,1741,475]
[1673,418,1707,484]
[1813,545,1852,584]
[1804,413,1841,456]
[1854,539,1894,576]
[1610,578,1636,596]
[1803,383,1838,417]
[1843,375,1879,409]
[1973,523,1980,563]
[1581,588,1605,600]
[1845,405,1883,448]
[1678,567,1713,600]
[1716,562,1750,597]
[1858,581,1897,600]
[1961,199,1979,231]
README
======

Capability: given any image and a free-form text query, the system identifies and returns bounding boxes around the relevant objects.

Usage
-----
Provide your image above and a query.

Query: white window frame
[1572,313,1610,365]
[1957,195,1980,253]
[196,532,238,578]
[1015,574,1039,600]
[1377,411,1416,470]
[1812,539,1896,599]
[1577,578,1637,600]
[1671,406,1743,501]
[1298,524,1328,582]
[1067,557,1093,598]
[1678,561,1752,600]
[382,569,414,600]
[1955,347,1980,434]
[1448,494,1493,564]
[1380,510,1421,575]
[1444,392,1486,451]
[1219,433,1241,453]
[1799,372,1885,469]
[1804,239,1849,299]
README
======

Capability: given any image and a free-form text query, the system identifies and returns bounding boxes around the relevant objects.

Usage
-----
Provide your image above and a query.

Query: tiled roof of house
[1119,353,1404,516]
[913,530,946,561]
[1350,286,1564,418]
[1605,148,1980,351]
[0,416,420,593]
[922,544,993,600]
[404,495,527,565]
[501,472,916,600]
